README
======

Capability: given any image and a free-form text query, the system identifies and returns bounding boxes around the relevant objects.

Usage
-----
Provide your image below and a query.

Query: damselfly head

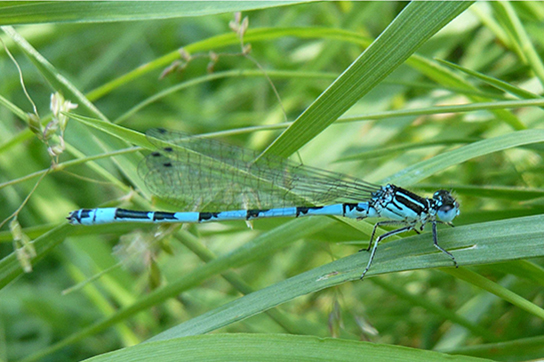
[433,190,460,222]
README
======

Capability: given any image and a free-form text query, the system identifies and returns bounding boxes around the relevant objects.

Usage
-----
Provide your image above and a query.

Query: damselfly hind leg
[360,222,414,280]
[359,220,403,253]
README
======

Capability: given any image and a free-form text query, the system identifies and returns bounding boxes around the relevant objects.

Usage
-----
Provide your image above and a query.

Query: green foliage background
[1,2,544,361]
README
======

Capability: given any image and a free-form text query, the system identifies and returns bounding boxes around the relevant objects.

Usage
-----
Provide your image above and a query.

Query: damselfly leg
[360,222,415,280]
[432,221,458,268]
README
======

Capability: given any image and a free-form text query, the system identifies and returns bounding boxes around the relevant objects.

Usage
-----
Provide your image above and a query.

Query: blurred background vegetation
[1,1,544,361]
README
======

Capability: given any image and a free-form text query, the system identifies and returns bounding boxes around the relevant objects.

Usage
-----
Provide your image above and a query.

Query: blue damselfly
[68,129,460,279]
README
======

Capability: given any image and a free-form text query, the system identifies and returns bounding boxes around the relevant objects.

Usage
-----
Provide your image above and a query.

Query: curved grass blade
[338,138,478,161]
[370,278,499,342]
[0,224,73,289]
[445,268,544,320]
[436,59,542,100]
[416,184,544,202]
[490,2,544,86]
[387,129,544,186]
[406,56,526,131]
[1,26,146,193]
[445,334,544,360]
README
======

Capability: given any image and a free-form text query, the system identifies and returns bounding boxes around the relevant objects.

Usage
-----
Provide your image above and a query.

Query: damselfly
[68,128,460,279]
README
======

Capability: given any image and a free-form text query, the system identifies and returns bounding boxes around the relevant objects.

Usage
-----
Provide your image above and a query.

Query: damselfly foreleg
[432,221,458,268]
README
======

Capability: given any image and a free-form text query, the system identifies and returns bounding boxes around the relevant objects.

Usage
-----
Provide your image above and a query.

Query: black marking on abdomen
[164,147,173,152]
[151,152,161,157]
[115,208,152,220]
[163,162,172,167]
[296,206,323,217]
[71,209,90,223]
[153,211,178,221]
[80,209,91,222]
[342,203,365,216]
[199,212,219,222]
[247,209,269,220]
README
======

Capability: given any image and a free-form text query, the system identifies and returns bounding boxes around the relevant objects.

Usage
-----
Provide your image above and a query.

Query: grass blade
[148,214,544,342]
[0,1,306,26]
[387,129,544,186]
[260,2,474,159]
[86,334,493,362]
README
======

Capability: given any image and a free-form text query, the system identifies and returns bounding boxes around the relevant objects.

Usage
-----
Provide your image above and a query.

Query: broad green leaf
[148,214,544,342]
[0,1,306,26]
[84,334,492,362]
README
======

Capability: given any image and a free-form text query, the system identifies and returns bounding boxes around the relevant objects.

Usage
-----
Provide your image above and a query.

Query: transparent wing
[138,128,381,211]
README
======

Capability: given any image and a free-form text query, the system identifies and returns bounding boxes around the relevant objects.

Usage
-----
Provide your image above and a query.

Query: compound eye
[437,204,459,222]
